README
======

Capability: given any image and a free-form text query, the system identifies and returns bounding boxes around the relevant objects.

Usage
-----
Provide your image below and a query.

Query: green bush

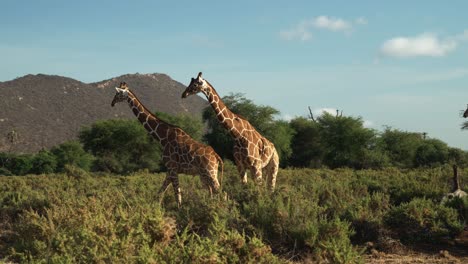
[414,139,449,167]
[156,111,204,141]
[444,196,468,223]
[1,167,466,263]
[79,120,162,174]
[31,150,57,174]
[51,141,94,172]
[385,197,463,242]
[9,154,34,175]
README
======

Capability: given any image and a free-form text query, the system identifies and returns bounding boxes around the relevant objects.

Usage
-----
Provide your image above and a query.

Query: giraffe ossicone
[111,82,224,207]
[182,73,279,190]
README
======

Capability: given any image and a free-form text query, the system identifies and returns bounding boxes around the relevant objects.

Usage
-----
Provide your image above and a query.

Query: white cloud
[313,16,351,31]
[363,120,374,128]
[454,29,468,41]
[380,33,457,57]
[313,108,338,116]
[279,20,313,41]
[355,17,368,25]
[281,114,294,121]
[279,16,366,41]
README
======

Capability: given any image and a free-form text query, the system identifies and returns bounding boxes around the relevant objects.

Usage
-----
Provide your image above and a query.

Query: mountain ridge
[0,73,208,153]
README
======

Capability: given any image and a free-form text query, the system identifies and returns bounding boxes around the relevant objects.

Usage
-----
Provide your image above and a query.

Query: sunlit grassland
[1,163,466,263]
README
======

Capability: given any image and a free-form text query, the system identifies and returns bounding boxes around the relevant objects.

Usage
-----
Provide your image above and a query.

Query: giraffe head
[181,72,208,98]
[111,82,130,107]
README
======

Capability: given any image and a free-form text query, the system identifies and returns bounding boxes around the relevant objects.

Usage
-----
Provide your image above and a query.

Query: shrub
[51,141,94,172]
[79,120,162,174]
[31,150,57,174]
[9,154,34,175]
[444,196,468,223]
[385,197,463,242]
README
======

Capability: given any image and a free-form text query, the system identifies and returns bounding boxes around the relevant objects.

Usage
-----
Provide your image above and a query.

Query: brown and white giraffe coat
[111,82,223,206]
[182,73,279,189]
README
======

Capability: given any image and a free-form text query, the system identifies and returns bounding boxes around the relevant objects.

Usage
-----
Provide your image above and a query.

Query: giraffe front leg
[158,175,171,195]
[234,148,248,184]
[169,171,182,207]
[265,150,279,191]
[250,165,263,185]
[238,166,248,184]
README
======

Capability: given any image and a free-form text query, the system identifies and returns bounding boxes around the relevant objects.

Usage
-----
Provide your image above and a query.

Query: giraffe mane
[204,79,250,122]
[127,89,184,131]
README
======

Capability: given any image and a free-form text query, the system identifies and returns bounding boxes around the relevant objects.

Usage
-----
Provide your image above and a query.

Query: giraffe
[111,82,223,207]
[181,72,279,190]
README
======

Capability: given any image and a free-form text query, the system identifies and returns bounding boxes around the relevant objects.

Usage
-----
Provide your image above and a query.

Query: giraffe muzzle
[181,92,188,99]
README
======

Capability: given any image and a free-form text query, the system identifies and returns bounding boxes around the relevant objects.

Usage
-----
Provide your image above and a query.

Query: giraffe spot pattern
[112,86,223,207]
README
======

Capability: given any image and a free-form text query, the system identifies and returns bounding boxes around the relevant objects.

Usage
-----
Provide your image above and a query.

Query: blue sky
[2,1,468,149]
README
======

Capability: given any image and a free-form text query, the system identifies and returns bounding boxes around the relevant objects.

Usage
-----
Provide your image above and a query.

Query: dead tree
[308,106,316,122]
[335,109,343,118]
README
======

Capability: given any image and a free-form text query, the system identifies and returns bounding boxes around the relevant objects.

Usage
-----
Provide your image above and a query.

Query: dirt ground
[364,228,468,264]
[365,250,468,264]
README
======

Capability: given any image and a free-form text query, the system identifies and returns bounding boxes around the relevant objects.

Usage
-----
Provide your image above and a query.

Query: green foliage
[288,117,324,168]
[79,119,162,174]
[156,111,204,141]
[203,93,293,165]
[31,150,57,174]
[1,165,466,262]
[5,154,34,176]
[377,127,423,168]
[264,120,294,166]
[414,139,449,167]
[448,147,468,167]
[51,141,94,172]
[385,198,463,242]
[444,196,468,223]
[317,113,376,169]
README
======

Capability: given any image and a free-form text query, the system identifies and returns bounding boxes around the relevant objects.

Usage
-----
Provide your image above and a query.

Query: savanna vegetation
[1,93,468,263]
[1,165,467,263]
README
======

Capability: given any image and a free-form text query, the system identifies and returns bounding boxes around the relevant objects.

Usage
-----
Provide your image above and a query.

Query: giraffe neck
[126,91,172,145]
[202,82,242,138]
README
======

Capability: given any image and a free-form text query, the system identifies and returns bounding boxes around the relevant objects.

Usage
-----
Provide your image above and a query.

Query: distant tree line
[1,94,467,175]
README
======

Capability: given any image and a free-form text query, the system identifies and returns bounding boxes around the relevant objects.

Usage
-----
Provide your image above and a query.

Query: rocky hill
[0,73,208,153]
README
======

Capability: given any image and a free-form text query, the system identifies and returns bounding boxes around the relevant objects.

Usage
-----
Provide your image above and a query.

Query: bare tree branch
[462,121,468,130]
[308,106,316,122]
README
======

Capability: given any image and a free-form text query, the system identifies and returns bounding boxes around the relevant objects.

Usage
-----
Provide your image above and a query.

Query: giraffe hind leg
[265,151,279,190]
[168,171,182,207]
[199,172,214,197]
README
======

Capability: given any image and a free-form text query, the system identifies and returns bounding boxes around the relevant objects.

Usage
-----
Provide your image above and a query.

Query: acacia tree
[288,117,324,168]
[51,141,94,172]
[377,127,424,168]
[317,113,376,169]
[79,120,162,174]
[155,111,204,141]
[414,139,449,167]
